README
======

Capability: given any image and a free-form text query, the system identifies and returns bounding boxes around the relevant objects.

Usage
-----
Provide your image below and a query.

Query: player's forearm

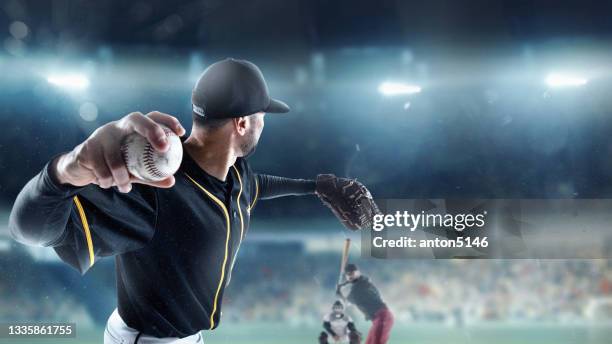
[9,158,82,247]
[256,174,315,200]
[336,284,347,300]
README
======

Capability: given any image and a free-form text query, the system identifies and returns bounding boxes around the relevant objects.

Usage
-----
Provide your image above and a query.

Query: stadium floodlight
[378,82,421,96]
[47,73,90,90]
[545,73,587,88]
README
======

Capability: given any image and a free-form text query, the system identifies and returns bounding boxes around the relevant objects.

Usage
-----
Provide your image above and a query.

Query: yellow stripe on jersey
[184,173,231,330]
[248,176,259,212]
[226,166,246,287]
[72,196,95,268]
[231,165,245,241]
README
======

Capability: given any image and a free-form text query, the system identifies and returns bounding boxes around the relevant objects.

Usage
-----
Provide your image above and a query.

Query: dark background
[1,1,612,342]
[2,1,612,217]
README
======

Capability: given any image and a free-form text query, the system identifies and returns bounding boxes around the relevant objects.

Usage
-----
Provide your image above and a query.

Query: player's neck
[184,131,237,182]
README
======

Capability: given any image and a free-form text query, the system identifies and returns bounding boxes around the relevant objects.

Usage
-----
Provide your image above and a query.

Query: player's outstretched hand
[54,111,185,193]
[315,174,382,230]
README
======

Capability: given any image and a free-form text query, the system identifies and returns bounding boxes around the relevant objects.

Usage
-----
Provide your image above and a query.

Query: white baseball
[121,125,183,182]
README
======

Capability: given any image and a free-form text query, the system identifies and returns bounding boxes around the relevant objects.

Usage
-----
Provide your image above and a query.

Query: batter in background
[337,264,394,344]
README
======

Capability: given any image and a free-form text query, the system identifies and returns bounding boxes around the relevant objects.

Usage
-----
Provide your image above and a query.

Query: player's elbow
[8,204,59,247]
[9,209,42,246]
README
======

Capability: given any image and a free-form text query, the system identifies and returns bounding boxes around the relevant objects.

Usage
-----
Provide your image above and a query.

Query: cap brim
[265,98,290,113]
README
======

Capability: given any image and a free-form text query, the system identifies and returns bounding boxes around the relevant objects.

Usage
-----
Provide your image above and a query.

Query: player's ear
[233,116,248,136]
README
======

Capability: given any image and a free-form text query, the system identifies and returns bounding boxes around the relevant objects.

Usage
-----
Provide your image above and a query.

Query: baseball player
[337,264,393,344]
[319,300,361,344]
[9,58,379,343]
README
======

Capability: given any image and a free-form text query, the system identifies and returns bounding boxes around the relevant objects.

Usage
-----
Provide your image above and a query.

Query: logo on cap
[192,104,206,118]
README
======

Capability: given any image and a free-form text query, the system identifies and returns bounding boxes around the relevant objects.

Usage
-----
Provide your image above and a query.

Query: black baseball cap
[192,58,290,119]
[345,263,358,273]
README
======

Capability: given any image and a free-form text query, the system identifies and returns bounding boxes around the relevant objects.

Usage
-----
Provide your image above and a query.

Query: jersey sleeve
[9,158,158,274]
[53,183,157,274]
[254,174,315,202]
[235,159,315,212]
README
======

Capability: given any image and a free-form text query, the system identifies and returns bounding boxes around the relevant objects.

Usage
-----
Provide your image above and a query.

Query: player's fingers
[70,159,99,187]
[77,165,99,186]
[72,141,96,171]
[104,146,132,193]
[78,141,112,188]
[146,111,186,136]
[122,112,169,152]
[130,175,175,189]
[90,148,114,189]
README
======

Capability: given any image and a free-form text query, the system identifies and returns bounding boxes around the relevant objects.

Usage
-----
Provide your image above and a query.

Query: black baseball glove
[315,174,381,231]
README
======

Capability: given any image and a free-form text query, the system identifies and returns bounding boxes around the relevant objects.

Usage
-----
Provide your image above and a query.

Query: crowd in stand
[1,248,611,326]
[224,254,612,325]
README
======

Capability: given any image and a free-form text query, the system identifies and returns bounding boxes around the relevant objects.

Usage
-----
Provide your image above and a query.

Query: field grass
[3,323,611,344]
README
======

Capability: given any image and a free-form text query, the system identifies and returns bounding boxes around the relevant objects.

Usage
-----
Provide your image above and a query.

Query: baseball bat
[338,238,351,285]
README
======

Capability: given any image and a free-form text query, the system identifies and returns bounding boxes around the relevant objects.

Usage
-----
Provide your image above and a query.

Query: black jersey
[9,148,315,338]
[346,276,386,320]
